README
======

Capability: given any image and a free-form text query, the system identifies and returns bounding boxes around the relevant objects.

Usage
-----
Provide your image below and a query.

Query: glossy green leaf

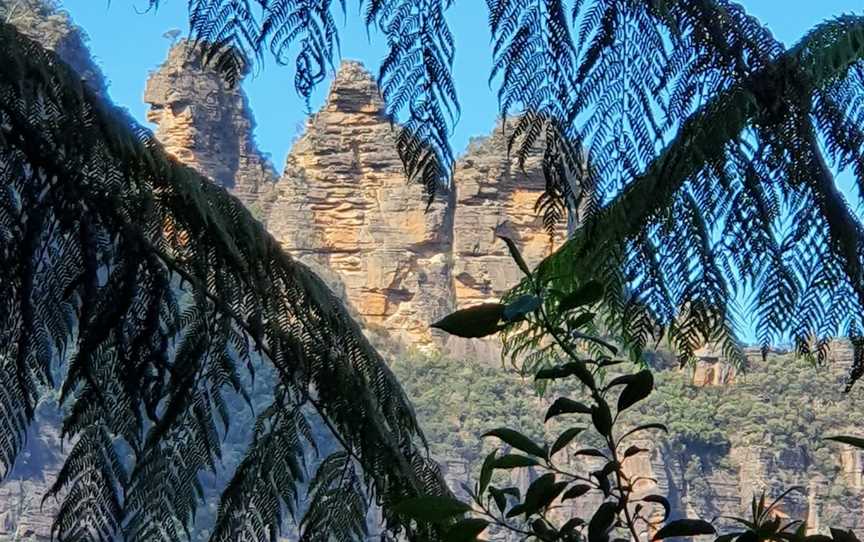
[506,503,526,518]
[573,448,607,458]
[498,235,532,277]
[588,501,618,542]
[620,423,668,441]
[550,427,585,456]
[503,294,541,323]
[392,495,472,523]
[624,445,648,458]
[535,360,596,390]
[483,428,546,457]
[488,486,508,514]
[479,450,497,494]
[493,454,540,469]
[593,469,612,496]
[444,518,489,542]
[642,494,670,521]
[830,529,862,542]
[560,280,604,312]
[826,435,864,450]
[545,397,592,422]
[561,517,586,534]
[431,303,505,338]
[591,401,613,437]
[568,312,596,329]
[653,519,716,540]
[617,370,654,412]
[522,473,567,517]
[561,484,592,501]
[532,518,557,538]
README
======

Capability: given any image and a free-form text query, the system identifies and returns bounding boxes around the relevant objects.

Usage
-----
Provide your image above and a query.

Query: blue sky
[61,0,862,169]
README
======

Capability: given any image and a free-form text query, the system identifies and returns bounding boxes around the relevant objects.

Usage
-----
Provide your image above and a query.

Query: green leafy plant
[399,239,864,542]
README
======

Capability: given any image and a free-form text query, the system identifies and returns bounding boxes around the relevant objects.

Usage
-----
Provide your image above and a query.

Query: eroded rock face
[266,62,457,348]
[1,0,108,99]
[142,53,567,352]
[452,129,567,309]
[144,41,278,217]
[444,126,568,359]
[0,404,63,541]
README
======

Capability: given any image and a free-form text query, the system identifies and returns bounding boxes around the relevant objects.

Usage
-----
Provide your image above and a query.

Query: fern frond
[0,23,451,541]
[364,0,459,200]
[507,12,864,386]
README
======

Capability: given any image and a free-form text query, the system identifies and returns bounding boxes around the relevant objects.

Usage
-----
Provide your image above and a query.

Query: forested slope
[392,346,864,536]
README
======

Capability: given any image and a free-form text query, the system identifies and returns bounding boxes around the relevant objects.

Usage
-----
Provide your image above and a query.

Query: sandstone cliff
[261,61,565,351]
[452,129,565,309]
[404,343,864,541]
[1,0,108,98]
[143,48,565,351]
[267,61,456,348]
[144,40,279,216]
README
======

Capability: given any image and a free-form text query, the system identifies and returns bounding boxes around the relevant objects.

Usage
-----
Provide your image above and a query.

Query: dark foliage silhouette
[413,237,864,542]
[0,23,451,541]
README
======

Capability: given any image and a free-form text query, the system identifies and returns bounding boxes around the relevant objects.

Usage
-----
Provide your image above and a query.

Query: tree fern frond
[299,451,368,541]
[506,13,864,384]
[0,23,451,541]
[364,0,459,200]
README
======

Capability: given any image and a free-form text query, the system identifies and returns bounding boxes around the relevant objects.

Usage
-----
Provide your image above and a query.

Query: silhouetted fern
[0,23,451,541]
[160,1,864,387]
[502,6,864,387]
[143,0,458,201]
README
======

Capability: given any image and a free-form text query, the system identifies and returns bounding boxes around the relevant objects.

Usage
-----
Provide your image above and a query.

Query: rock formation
[266,62,456,348]
[5,2,864,539]
[452,129,566,309]
[0,405,63,541]
[427,344,864,540]
[144,41,278,217]
[1,0,108,98]
[262,62,566,350]
[142,50,570,351]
